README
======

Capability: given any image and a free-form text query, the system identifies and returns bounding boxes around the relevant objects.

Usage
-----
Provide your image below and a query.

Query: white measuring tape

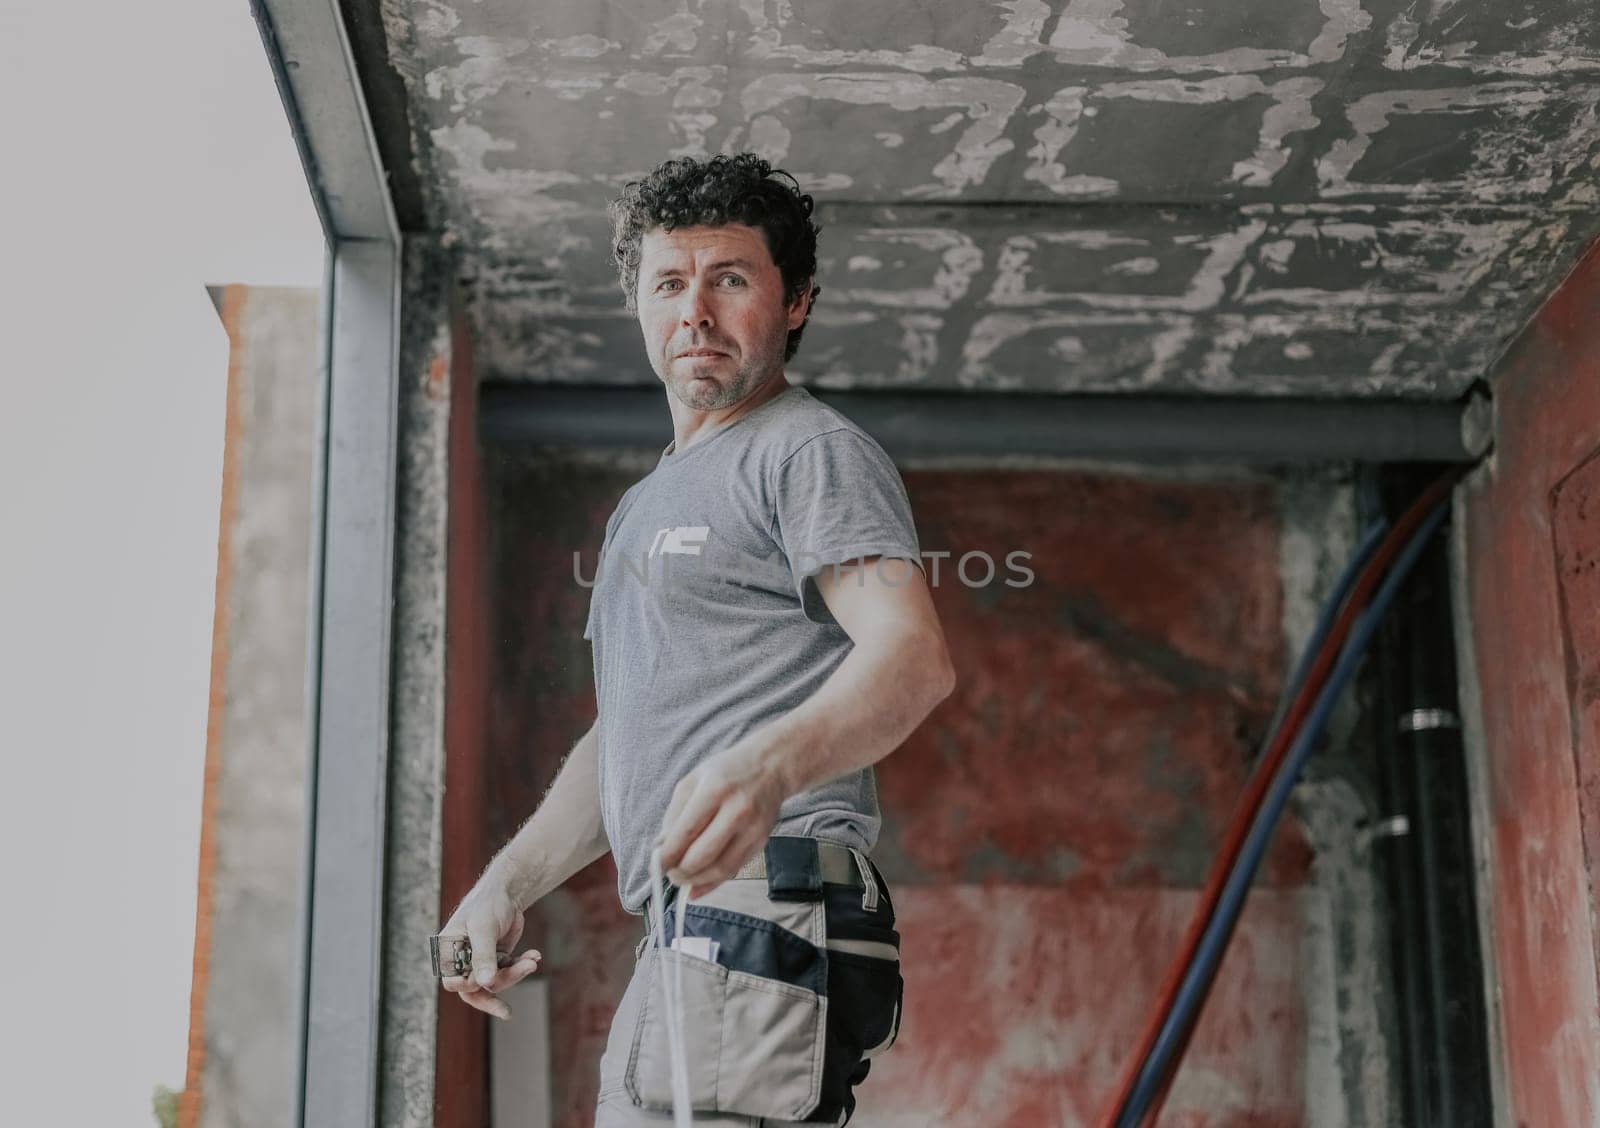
[647,846,695,1128]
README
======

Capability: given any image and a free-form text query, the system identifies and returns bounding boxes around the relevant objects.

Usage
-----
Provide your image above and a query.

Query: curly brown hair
[608,153,823,362]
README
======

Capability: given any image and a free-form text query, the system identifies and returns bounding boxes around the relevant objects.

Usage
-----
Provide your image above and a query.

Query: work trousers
[595,839,902,1127]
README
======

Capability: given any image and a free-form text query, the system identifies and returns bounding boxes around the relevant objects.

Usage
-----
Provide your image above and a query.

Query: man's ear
[787,280,815,329]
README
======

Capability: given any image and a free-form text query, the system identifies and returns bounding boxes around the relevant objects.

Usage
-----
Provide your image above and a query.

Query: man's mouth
[677,348,728,359]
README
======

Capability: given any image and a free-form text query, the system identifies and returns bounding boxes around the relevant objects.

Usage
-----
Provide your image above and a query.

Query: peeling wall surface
[483,453,1397,1125]
[1459,239,1600,1127]
[365,0,1600,396]
[383,247,474,1128]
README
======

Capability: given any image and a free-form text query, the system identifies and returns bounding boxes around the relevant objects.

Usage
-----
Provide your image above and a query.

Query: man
[438,153,956,1126]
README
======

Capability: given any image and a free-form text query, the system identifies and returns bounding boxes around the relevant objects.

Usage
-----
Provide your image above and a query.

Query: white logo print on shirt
[648,526,710,557]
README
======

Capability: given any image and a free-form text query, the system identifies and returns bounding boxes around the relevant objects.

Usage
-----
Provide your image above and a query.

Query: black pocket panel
[664,902,829,997]
[811,950,903,1123]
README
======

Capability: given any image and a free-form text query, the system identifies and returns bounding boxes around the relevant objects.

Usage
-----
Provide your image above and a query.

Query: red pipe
[1096,467,1467,1127]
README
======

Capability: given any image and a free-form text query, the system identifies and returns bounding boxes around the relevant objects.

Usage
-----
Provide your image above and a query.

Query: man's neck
[667,373,791,454]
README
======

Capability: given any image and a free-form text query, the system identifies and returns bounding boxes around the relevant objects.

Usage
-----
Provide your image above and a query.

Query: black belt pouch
[765,836,824,901]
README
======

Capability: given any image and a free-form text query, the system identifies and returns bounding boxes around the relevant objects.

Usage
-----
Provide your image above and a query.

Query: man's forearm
[483,722,610,911]
[753,626,955,799]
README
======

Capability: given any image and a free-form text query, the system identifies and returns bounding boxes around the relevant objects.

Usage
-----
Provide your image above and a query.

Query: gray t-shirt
[583,383,924,913]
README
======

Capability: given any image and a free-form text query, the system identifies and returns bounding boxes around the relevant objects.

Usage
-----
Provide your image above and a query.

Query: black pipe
[1369,463,1493,1126]
[479,383,1488,465]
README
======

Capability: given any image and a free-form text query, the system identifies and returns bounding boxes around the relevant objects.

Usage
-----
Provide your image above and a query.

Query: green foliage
[152,1084,180,1128]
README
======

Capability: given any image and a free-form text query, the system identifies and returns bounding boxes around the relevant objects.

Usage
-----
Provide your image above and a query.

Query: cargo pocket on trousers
[625,918,828,1120]
[830,950,902,1060]
[820,896,903,1068]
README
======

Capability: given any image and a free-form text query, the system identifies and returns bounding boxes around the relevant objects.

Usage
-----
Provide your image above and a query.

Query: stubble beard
[665,332,785,412]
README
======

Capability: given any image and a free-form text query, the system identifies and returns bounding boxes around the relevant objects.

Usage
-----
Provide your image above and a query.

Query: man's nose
[680,281,714,328]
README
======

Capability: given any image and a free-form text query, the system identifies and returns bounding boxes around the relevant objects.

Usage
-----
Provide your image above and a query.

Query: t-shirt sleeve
[770,428,924,625]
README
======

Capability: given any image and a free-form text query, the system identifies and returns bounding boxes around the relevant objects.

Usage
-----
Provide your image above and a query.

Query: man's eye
[658,279,682,292]
[720,275,745,287]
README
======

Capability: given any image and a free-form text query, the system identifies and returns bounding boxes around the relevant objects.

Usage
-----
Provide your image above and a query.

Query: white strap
[647,847,693,1128]
[849,846,880,912]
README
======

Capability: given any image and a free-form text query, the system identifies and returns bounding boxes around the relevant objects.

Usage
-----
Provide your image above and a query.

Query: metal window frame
[250,1,401,1124]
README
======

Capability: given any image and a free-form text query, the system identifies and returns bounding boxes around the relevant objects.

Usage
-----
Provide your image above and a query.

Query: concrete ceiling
[363,1,1600,398]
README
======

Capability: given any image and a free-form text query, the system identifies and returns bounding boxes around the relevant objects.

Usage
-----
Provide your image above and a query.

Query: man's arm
[753,554,954,796]
[437,719,610,1017]
[658,554,955,895]
[484,719,611,910]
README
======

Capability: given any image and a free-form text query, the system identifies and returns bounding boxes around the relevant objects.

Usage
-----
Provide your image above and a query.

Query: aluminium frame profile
[250,1,402,1125]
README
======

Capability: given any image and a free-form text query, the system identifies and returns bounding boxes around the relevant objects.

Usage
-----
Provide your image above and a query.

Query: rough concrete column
[1279,466,1400,1128]
[380,239,458,1127]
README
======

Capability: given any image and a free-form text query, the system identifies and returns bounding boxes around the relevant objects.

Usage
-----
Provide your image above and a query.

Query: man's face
[635,223,810,411]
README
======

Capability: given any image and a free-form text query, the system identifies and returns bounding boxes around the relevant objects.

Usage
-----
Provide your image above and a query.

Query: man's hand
[436,876,543,1021]
[657,736,788,899]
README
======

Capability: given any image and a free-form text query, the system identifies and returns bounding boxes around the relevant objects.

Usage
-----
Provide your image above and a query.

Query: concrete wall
[478,450,1398,1126]
[181,285,320,1128]
[380,242,490,1128]
[1457,236,1600,1127]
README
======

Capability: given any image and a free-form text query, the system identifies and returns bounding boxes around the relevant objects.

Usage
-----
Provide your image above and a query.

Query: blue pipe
[1118,499,1450,1125]
[1105,518,1385,1127]
[1259,519,1388,752]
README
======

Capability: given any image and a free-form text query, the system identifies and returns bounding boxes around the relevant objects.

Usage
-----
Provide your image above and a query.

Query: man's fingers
[659,781,722,872]
[500,911,526,952]
[661,774,693,830]
[670,797,748,884]
[685,827,763,898]
[484,950,542,993]
[441,947,540,998]
[658,775,702,860]
[466,915,502,989]
[460,985,511,1021]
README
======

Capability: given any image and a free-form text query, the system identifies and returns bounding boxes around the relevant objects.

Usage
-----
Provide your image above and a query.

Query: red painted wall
[436,296,494,1128]
[485,453,642,1124]
[1461,237,1600,1125]
[485,455,1318,1125]
[857,471,1308,1126]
